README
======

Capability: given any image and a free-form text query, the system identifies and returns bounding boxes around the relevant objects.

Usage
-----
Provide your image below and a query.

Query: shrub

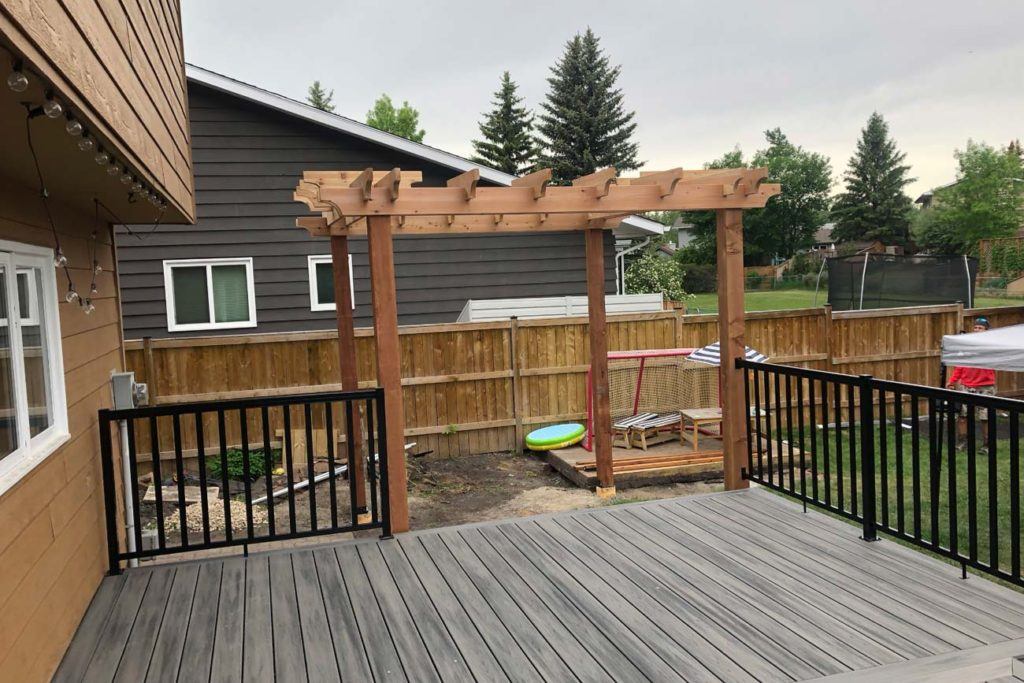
[624,252,688,301]
[679,263,716,293]
[206,447,276,481]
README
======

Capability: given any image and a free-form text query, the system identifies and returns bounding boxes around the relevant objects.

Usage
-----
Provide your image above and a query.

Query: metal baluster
[261,405,275,538]
[988,407,998,571]
[848,383,859,517]
[967,406,978,563]
[150,416,165,550]
[99,412,121,574]
[325,402,338,529]
[217,410,232,543]
[753,367,765,481]
[822,379,831,508]
[797,376,807,504]
[809,378,819,502]
[879,388,889,530]
[774,369,785,486]
[239,408,253,540]
[1010,411,1020,581]
[858,375,877,541]
[895,391,905,535]
[375,393,392,538]
[929,398,940,547]
[196,413,211,546]
[762,368,773,486]
[743,365,753,481]
[366,399,380,524]
[784,373,795,494]
[912,397,922,540]
[346,400,358,525]
[304,402,317,532]
[834,381,844,512]
[947,397,959,557]
[283,407,297,534]
[124,418,144,559]
[172,413,188,548]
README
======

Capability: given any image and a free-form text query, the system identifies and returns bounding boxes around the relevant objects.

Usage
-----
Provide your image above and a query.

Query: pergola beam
[295,213,625,236]
[311,174,778,218]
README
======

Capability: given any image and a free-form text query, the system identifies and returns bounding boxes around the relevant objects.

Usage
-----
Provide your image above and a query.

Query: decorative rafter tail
[446,168,480,200]
[349,168,374,201]
[742,168,769,195]
[571,167,618,197]
[511,168,553,199]
[374,168,402,201]
[628,167,683,197]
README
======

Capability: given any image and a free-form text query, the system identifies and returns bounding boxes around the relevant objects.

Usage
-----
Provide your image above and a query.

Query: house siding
[0,178,123,681]
[118,84,615,339]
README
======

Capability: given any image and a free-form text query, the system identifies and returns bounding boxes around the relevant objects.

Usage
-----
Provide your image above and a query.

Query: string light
[64,115,82,137]
[107,161,120,176]
[94,149,109,165]
[6,60,27,92]
[77,132,95,152]
[42,91,62,118]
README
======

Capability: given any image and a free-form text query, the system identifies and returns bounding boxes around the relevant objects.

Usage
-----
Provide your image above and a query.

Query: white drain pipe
[615,237,651,294]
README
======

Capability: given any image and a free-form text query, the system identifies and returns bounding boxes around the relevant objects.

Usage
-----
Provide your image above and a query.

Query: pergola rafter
[293,166,781,533]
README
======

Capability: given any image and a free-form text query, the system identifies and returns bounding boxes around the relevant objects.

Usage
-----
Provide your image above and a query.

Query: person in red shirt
[947,317,996,436]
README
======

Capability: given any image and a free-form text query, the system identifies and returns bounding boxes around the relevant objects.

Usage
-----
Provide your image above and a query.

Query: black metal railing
[740,359,1023,588]
[99,388,390,572]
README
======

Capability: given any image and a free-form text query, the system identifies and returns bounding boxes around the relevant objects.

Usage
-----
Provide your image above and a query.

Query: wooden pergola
[294,167,781,532]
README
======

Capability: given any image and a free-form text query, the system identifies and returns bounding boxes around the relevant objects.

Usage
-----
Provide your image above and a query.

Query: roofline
[184,64,662,237]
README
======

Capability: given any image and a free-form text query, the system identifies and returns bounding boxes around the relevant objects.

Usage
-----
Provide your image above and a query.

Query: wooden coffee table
[679,407,723,451]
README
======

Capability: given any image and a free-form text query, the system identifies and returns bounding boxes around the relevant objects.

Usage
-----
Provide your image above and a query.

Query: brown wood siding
[0,0,194,220]
[0,178,124,681]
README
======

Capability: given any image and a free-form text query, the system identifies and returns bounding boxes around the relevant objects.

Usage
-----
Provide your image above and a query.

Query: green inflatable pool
[525,423,585,451]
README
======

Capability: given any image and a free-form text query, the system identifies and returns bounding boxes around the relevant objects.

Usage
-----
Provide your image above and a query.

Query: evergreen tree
[831,112,915,246]
[366,94,425,142]
[306,80,335,112]
[471,72,537,175]
[536,28,641,184]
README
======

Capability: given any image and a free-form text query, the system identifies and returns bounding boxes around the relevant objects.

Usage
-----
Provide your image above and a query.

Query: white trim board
[184,64,663,238]
[307,254,355,312]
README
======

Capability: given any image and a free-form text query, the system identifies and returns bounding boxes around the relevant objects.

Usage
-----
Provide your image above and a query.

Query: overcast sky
[182,1,1024,198]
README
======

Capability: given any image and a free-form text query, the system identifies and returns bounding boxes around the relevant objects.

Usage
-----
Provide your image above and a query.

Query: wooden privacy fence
[124,303,1024,460]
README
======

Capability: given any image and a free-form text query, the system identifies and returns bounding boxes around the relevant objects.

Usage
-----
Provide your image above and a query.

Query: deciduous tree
[366,94,425,142]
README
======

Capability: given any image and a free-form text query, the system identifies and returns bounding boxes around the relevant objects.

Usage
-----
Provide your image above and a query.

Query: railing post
[858,374,878,541]
[98,410,122,575]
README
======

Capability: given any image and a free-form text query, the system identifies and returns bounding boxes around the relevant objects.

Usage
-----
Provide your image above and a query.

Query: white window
[0,240,69,495]
[308,255,355,312]
[163,258,257,332]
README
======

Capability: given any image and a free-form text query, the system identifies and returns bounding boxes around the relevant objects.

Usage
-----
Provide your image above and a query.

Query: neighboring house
[810,223,836,255]
[0,3,193,679]
[118,66,664,339]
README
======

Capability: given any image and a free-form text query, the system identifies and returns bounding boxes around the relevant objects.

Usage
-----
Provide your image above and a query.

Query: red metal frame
[583,348,696,451]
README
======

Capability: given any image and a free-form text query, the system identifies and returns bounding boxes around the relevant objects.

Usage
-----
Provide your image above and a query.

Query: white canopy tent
[941,324,1024,372]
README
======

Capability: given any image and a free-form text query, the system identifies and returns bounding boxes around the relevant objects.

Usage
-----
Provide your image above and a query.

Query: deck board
[60,488,1024,682]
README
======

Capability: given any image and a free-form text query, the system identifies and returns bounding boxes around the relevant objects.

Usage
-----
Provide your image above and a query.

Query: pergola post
[329,235,368,522]
[366,216,410,532]
[585,227,615,496]
[716,208,750,490]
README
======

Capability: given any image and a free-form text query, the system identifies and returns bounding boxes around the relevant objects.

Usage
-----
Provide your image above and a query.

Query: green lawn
[688,288,1024,313]
[755,417,1023,578]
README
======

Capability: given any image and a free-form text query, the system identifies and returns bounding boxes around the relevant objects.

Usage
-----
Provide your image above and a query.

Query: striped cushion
[636,413,681,429]
[613,412,657,430]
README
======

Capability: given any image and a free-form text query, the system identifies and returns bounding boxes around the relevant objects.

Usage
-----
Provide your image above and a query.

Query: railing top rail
[736,359,861,385]
[100,386,384,420]
[871,377,1024,411]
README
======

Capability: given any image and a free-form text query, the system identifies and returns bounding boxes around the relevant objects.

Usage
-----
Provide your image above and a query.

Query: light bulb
[107,161,120,176]
[42,95,62,119]
[131,180,143,192]
[94,150,109,165]
[83,299,95,314]
[120,172,132,185]
[93,262,103,275]
[6,69,28,93]
[53,250,67,268]
[65,118,82,137]
[77,135,95,152]
[65,289,79,304]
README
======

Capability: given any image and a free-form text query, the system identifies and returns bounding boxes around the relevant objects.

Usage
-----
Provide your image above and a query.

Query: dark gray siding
[118,84,615,339]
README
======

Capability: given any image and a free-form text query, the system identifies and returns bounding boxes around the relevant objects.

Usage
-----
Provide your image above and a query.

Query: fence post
[858,374,878,541]
[509,317,523,454]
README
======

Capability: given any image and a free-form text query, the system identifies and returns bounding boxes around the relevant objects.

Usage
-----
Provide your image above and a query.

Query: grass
[687,288,1024,313]
[754,416,1023,578]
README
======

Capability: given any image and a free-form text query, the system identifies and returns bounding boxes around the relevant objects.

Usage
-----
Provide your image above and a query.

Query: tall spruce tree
[306,80,335,112]
[536,28,641,183]
[471,72,537,175]
[831,112,914,246]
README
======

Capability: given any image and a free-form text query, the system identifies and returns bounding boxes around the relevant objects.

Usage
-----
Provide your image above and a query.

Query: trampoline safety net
[827,254,978,311]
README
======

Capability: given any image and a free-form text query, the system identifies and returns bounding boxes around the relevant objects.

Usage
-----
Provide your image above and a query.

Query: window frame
[0,239,69,496]
[163,257,258,332]
[0,268,40,328]
[307,254,355,312]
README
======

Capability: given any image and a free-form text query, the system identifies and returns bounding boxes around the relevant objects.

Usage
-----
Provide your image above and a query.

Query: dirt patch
[406,450,724,530]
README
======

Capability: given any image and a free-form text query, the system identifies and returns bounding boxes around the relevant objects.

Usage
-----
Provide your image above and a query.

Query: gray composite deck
[58,488,1024,682]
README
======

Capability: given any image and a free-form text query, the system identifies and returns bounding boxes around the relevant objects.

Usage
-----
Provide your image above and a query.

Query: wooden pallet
[573,450,723,474]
